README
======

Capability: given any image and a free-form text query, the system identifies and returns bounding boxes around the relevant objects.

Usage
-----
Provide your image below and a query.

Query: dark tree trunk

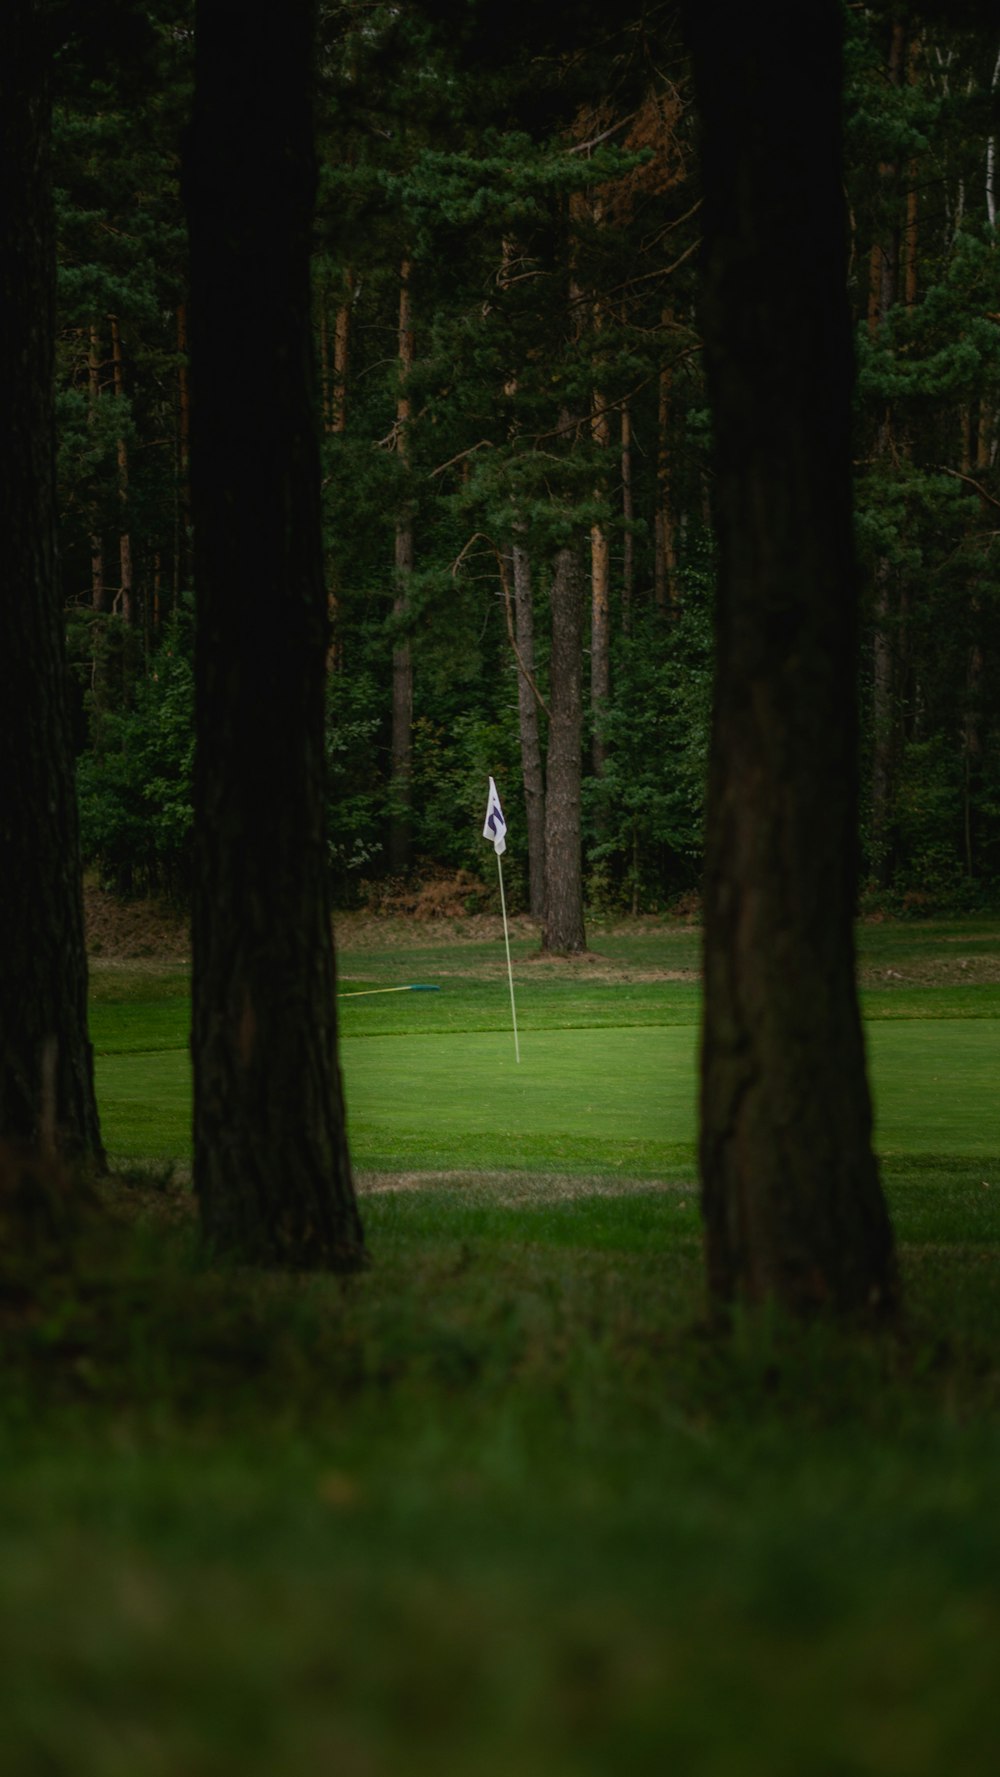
[590,387,612,781]
[653,325,678,614]
[541,542,586,954]
[620,397,634,632]
[175,301,192,607]
[0,1,104,1165]
[185,0,365,1269]
[688,0,897,1319]
[511,542,546,918]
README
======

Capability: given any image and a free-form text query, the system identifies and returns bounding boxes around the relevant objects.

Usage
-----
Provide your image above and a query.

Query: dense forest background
[55,1,1000,916]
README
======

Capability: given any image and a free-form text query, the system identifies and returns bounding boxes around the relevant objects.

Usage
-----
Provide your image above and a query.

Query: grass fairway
[4,917,1000,1774]
[91,952,1000,1173]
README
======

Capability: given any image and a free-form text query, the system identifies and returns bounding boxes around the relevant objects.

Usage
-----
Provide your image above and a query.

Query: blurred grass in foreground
[3,920,997,1772]
[2,1173,999,1777]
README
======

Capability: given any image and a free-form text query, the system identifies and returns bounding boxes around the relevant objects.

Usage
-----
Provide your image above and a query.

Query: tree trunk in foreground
[186,0,365,1269]
[688,0,897,1319]
[0,0,104,1165]
[541,541,586,954]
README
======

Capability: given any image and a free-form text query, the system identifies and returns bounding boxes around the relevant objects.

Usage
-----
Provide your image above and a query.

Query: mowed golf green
[91,949,1000,1171]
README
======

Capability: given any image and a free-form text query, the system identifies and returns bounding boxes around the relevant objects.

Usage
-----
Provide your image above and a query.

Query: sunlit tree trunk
[332,270,353,436]
[590,384,612,779]
[654,314,679,613]
[541,540,586,954]
[509,541,547,918]
[589,203,611,779]
[621,395,634,632]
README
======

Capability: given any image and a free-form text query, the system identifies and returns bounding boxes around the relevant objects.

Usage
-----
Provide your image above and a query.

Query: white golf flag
[483,776,507,855]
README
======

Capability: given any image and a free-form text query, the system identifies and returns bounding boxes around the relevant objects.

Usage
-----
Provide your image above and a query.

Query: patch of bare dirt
[858,956,1000,986]
[85,883,189,966]
[354,1170,692,1201]
[366,953,699,984]
[332,910,542,950]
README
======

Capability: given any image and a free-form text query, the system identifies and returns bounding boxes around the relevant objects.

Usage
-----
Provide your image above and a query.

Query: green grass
[90,946,1000,1170]
[4,918,1000,1774]
[3,1178,1000,1776]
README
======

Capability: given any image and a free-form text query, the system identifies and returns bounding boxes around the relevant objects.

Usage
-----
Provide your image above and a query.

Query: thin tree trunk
[325,272,353,671]
[0,0,104,1164]
[152,549,162,639]
[987,40,1000,232]
[654,317,678,613]
[903,34,921,308]
[541,541,586,954]
[589,203,611,778]
[621,397,634,632]
[964,636,982,877]
[871,536,896,888]
[961,398,989,876]
[332,271,353,435]
[319,288,331,430]
[186,0,366,1270]
[388,255,414,874]
[498,237,545,910]
[88,323,106,612]
[510,541,546,918]
[688,0,897,1321]
[591,382,612,778]
[176,301,192,608]
[110,313,133,626]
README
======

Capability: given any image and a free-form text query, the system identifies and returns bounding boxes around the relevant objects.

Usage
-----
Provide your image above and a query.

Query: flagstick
[496,851,520,1063]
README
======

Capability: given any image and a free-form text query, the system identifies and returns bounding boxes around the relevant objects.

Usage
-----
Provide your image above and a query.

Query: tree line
[53,1,1000,931]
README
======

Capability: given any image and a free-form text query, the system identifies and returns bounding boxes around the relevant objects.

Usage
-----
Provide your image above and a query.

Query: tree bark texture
[175,301,192,605]
[388,255,414,874]
[541,542,586,954]
[688,0,897,1319]
[0,1,105,1164]
[88,323,106,613]
[110,313,133,624]
[511,542,547,918]
[590,387,612,778]
[653,331,678,613]
[621,399,634,631]
[332,273,353,436]
[186,0,365,1269]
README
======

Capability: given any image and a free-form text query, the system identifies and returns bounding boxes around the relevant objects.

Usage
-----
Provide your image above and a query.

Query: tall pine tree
[185,0,365,1268]
[0,0,105,1165]
[689,0,898,1318]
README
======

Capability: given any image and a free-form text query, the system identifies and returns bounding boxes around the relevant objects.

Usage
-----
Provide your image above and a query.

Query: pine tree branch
[429,440,493,479]
[937,465,1000,512]
[451,532,551,719]
[566,111,638,155]
[497,547,551,721]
